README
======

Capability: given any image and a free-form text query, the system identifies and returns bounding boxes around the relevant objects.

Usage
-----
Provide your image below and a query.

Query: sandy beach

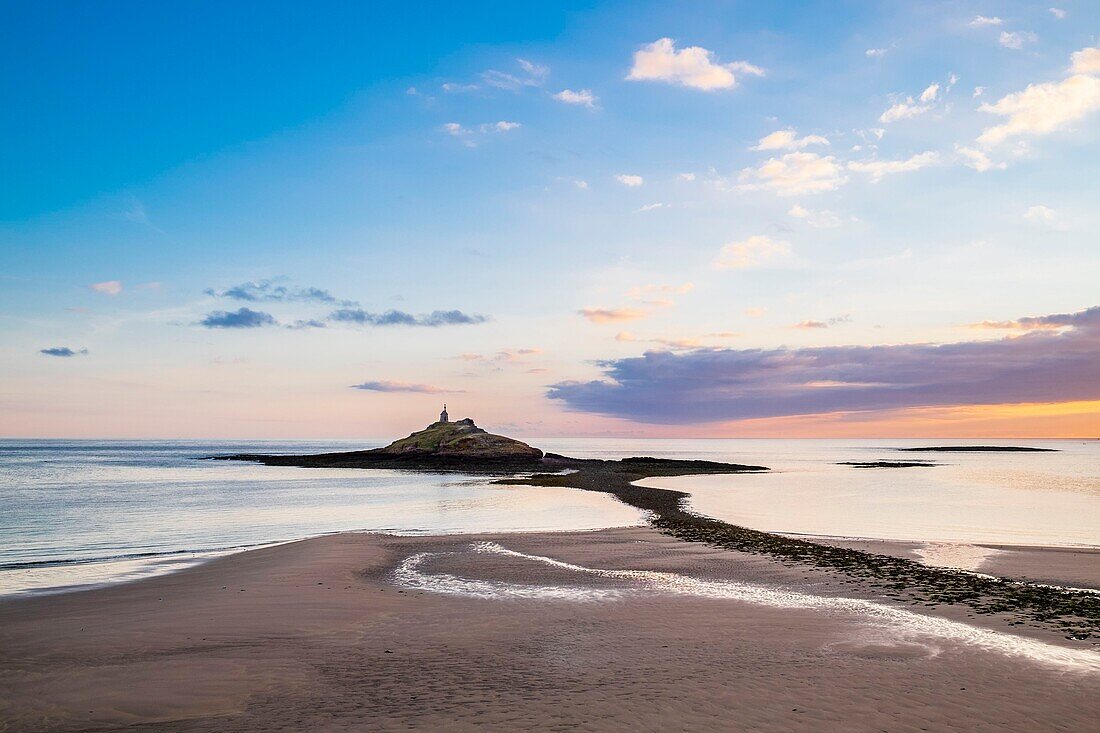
[2,527,1098,732]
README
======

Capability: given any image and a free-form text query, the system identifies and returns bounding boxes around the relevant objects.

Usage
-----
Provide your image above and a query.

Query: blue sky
[2,1,1098,438]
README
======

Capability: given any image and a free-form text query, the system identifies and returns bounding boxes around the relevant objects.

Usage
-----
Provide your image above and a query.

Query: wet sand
[2,527,1098,732]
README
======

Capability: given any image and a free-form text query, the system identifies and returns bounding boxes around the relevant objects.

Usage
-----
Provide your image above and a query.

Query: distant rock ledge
[897,446,1058,453]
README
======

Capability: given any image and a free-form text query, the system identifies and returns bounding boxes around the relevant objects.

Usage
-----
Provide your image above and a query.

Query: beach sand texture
[2,528,1098,732]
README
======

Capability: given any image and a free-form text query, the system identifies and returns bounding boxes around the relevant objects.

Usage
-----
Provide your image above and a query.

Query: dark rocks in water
[837,461,940,469]
[897,446,1058,453]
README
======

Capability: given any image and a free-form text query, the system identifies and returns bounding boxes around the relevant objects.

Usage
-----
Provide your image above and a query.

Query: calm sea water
[1,438,1097,596]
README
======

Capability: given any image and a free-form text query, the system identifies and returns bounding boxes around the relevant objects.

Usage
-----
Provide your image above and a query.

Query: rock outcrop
[374,418,543,461]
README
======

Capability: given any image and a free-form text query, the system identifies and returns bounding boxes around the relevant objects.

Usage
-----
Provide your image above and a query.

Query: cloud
[968,16,1004,27]
[351,380,458,394]
[626,38,763,91]
[615,174,644,187]
[482,121,521,132]
[1050,8,1066,20]
[737,152,847,195]
[787,204,844,228]
[676,172,696,181]
[573,179,589,190]
[955,144,1006,171]
[848,151,939,180]
[745,307,767,318]
[205,280,346,304]
[200,307,277,329]
[441,82,479,93]
[1070,46,1100,75]
[481,58,548,91]
[330,309,488,327]
[579,307,647,324]
[713,235,792,270]
[40,347,88,357]
[90,280,122,296]
[547,306,1100,424]
[866,48,887,58]
[443,121,520,143]
[879,83,940,123]
[553,89,598,108]
[751,129,830,151]
[285,319,327,330]
[999,31,1037,50]
[978,51,1100,147]
[965,310,1085,330]
[635,202,664,213]
[792,320,828,329]
[1024,205,1068,230]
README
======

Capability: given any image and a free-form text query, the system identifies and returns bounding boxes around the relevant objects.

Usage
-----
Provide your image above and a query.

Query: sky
[2,0,1099,439]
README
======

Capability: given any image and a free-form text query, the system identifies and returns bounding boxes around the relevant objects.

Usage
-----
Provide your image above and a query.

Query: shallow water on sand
[396,541,1100,674]
[2,438,1097,594]
[0,440,645,596]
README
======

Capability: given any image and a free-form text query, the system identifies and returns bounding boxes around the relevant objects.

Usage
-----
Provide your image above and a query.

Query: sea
[1,438,1097,596]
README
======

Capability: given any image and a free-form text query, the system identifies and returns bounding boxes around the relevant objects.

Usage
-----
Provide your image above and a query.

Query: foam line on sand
[394,541,1100,674]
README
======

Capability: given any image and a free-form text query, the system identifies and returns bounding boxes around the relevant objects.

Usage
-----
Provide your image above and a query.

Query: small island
[897,446,1059,452]
[837,460,940,469]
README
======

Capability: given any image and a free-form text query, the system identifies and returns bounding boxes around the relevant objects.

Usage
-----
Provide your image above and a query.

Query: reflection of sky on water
[0,440,645,596]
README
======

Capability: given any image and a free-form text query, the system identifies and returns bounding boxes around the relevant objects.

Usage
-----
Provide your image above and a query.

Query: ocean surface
[1,438,1097,596]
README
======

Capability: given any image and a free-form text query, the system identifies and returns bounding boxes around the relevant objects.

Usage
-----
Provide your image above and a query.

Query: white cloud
[737,152,847,195]
[787,204,844,228]
[866,48,887,58]
[442,122,468,136]
[879,81,946,123]
[956,144,1006,172]
[978,58,1100,147]
[517,58,549,80]
[1070,47,1100,75]
[973,86,986,98]
[968,16,1003,27]
[626,38,764,91]
[91,280,123,296]
[848,151,939,180]
[1050,8,1066,19]
[879,96,932,122]
[999,31,1037,50]
[714,236,792,270]
[635,202,664,213]
[615,174,644,187]
[919,82,940,103]
[1024,205,1068,230]
[441,82,479,93]
[481,58,548,92]
[573,179,589,190]
[751,129,830,151]
[553,88,598,108]
[676,172,696,181]
[948,73,959,89]
[487,121,521,132]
